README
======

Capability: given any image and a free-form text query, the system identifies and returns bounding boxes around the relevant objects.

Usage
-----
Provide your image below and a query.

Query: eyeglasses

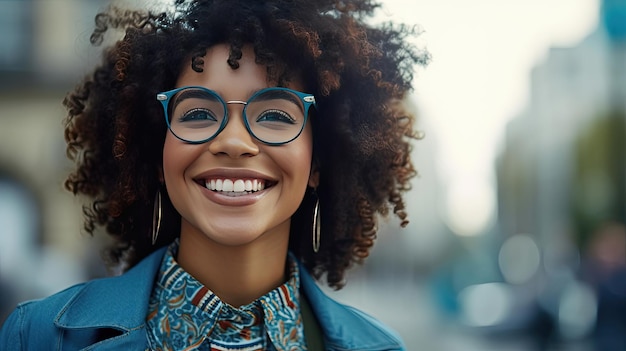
[157,86,316,145]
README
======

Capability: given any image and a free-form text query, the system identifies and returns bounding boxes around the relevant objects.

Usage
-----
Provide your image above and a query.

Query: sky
[373,0,600,235]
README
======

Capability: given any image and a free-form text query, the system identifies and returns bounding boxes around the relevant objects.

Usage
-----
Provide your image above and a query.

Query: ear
[308,160,320,188]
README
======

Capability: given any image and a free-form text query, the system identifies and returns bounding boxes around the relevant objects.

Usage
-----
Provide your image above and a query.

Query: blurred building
[497,0,626,249]
[0,0,116,322]
[492,0,626,346]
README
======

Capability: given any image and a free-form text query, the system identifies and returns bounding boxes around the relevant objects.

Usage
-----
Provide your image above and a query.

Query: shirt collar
[146,241,306,351]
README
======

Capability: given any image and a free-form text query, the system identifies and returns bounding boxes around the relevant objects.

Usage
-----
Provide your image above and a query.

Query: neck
[176,222,290,307]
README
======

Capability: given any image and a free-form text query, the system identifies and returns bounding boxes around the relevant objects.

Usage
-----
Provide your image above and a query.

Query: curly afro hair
[63,0,429,289]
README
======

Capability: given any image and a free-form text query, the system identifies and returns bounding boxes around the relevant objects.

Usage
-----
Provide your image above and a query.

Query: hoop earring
[152,189,162,245]
[312,191,321,253]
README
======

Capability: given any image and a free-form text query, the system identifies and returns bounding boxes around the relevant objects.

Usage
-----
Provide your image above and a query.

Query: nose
[207,105,260,158]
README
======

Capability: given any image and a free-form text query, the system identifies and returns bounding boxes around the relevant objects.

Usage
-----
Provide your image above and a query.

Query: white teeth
[234,179,245,192]
[205,178,266,193]
[223,179,234,192]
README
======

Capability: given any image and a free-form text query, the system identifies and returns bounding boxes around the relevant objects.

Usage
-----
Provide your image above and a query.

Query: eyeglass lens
[167,88,306,144]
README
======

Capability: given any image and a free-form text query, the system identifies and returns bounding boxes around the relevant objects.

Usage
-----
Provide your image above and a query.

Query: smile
[205,178,266,195]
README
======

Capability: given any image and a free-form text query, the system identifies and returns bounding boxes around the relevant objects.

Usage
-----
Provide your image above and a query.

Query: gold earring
[152,189,162,245]
[312,193,321,253]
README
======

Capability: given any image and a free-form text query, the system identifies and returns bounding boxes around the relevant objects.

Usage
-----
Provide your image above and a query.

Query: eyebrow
[175,89,215,101]
[250,89,301,107]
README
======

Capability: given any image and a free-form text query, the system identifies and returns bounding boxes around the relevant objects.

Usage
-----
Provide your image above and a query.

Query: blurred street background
[1,0,626,350]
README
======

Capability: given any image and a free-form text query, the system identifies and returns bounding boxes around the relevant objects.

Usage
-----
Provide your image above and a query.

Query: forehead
[176,44,305,95]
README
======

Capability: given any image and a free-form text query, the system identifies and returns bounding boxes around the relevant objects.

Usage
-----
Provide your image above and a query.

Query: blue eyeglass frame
[156,86,317,146]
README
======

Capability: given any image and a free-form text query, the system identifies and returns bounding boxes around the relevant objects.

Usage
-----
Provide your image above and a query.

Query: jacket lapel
[298,261,405,351]
[53,247,168,350]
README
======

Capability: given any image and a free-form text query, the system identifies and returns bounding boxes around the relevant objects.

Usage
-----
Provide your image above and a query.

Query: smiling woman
[0,0,429,350]
[163,45,317,281]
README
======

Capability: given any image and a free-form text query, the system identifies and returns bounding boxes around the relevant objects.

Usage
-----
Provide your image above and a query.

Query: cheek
[162,135,176,180]
[285,127,314,180]
[162,134,189,184]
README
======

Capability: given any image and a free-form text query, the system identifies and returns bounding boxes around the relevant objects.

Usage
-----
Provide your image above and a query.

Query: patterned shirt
[146,242,307,351]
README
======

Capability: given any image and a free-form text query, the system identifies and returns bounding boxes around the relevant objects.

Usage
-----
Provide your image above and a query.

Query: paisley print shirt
[146,242,307,351]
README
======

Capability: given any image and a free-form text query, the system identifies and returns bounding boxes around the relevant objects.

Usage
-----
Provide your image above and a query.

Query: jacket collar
[55,247,167,331]
[53,247,167,350]
[297,260,405,351]
[54,247,404,351]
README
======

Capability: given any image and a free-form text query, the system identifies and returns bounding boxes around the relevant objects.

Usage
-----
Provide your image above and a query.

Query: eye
[255,109,296,124]
[179,108,218,123]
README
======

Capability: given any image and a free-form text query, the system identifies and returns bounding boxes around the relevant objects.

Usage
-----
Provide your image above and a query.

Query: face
[163,44,315,248]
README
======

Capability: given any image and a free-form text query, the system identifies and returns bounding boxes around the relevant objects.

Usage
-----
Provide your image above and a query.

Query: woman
[0,0,428,349]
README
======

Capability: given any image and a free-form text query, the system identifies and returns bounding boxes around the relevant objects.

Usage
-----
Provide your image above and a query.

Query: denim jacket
[0,247,405,351]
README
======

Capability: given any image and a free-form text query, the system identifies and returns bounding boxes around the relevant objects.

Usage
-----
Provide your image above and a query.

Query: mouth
[202,178,274,197]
